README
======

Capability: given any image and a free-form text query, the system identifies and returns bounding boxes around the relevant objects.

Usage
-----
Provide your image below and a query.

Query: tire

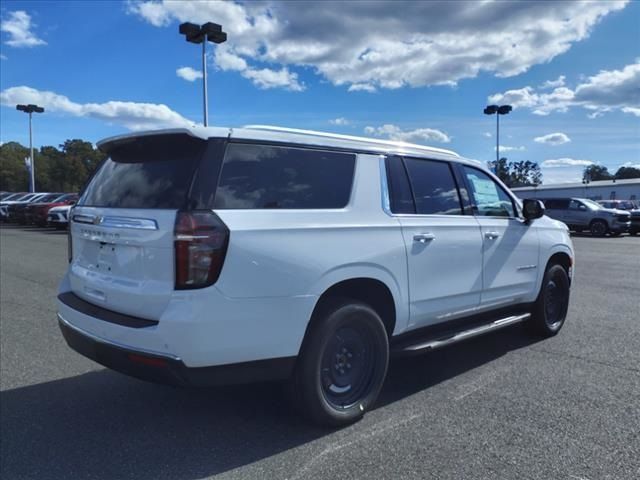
[291,298,389,427]
[610,232,621,237]
[590,219,608,237]
[528,264,570,337]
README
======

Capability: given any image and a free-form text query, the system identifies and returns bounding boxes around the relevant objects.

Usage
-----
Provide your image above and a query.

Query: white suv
[57,126,574,426]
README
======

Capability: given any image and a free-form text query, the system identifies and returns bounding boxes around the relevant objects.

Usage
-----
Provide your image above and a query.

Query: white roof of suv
[97,125,476,164]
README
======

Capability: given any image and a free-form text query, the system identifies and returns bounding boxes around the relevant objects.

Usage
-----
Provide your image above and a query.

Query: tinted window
[80,134,205,208]
[214,144,355,209]
[543,198,569,209]
[404,158,462,215]
[385,156,415,214]
[463,166,516,217]
[569,199,585,210]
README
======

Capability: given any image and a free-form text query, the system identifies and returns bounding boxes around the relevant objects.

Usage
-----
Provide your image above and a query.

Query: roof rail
[243,125,460,157]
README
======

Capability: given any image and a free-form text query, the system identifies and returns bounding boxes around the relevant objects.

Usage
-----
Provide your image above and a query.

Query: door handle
[413,233,436,243]
[484,231,500,240]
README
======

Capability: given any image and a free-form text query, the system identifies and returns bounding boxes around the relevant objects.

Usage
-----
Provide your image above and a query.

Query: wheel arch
[299,277,399,358]
[542,246,574,288]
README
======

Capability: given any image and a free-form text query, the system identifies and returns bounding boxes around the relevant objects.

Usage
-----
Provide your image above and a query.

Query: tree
[0,142,30,191]
[0,138,106,193]
[487,157,542,187]
[583,164,612,182]
[614,166,640,180]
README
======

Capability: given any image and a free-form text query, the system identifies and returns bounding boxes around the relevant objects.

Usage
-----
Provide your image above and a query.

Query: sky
[1,0,639,184]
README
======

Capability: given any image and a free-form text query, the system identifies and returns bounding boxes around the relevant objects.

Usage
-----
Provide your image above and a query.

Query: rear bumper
[58,313,295,386]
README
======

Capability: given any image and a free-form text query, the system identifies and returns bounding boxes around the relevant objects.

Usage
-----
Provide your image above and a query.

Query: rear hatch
[68,133,207,320]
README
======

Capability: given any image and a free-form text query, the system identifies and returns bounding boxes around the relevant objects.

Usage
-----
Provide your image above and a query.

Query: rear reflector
[174,210,229,289]
[127,353,168,368]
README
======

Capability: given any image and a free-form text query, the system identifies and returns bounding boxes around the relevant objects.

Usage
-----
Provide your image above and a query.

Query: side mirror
[523,199,545,222]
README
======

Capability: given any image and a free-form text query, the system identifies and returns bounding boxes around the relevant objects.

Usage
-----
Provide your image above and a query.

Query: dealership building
[511,178,640,201]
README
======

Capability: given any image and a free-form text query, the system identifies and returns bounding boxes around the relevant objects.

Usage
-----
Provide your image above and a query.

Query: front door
[460,165,540,308]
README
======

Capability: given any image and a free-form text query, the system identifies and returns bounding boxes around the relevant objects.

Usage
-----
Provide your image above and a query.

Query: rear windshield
[79,134,205,209]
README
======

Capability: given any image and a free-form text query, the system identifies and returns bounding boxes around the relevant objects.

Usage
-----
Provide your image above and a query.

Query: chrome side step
[396,313,531,354]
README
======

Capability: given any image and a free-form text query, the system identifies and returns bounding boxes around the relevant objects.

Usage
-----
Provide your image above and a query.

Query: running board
[393,313,531,355]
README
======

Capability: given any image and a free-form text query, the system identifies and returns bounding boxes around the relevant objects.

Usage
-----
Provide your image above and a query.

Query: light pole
[16,104,44,192]
[483,104,512,168]
[179,22,227,127]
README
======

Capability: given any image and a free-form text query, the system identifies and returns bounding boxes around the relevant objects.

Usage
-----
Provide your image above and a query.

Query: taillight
[174,211,229,289]
[67,207,74,263]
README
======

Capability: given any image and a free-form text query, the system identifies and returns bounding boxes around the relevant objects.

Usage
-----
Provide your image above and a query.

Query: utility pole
[16,104,45,192]
[179,22,227,126]
[483,104,512,171]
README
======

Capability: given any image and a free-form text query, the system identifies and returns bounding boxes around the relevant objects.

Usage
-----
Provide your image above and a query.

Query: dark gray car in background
[542,198,631,237]
[598,200,640,235]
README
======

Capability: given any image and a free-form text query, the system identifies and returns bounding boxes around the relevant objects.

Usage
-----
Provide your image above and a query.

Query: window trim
[456,164,522,220]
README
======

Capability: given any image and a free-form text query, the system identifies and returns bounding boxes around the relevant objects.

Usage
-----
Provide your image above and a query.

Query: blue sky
[1,0,639,184]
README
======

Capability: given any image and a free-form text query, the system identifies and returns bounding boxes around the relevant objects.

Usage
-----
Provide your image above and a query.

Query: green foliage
[0,140,106,192]
[582,164,612,182]
[487,157,542,187]
[614,166,640,180]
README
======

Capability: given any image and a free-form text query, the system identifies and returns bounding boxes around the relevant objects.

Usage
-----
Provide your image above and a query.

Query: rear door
[390,156,483,329]
[69,133,207,320]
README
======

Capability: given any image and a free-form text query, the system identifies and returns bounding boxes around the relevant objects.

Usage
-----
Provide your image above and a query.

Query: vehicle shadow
[0,325,540,480]
[569,232,628,239]
[0,224,67,234]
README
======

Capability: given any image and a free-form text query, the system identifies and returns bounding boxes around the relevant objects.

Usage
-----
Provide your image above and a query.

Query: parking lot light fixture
[179,22,227,127]
[16,104,45,192]
[484,104,512,168]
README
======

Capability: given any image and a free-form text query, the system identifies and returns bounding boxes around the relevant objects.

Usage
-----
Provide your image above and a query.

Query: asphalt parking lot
[1,225,639,480]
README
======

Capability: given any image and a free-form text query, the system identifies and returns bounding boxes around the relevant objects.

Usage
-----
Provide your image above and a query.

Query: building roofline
[512,178,640,191]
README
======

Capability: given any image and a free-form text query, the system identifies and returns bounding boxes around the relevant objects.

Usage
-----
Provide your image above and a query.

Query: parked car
[1,193,43,222]
[25,193,78,226]
[542,197,631,236]
[47,204,74,229]
[57,126,574,427]
[9,193,63,224]
[597,200,640,235]
[0,192,17,201]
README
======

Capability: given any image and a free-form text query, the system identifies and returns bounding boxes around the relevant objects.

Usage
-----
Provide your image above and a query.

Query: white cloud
[621,107,640,117]
[483,132,492,138]
[618,162,640,169]
[542,158,594,168]
[329,117,349,126]
[540,75,565,89]
[348,83,376,93]
[215,47,304,91]
[176,66,203,82]
[0,86,195,131]
[1,11,46,48]
[489,61,640,117]
[365,124,451,144]
[127,1,628,91]
[495,145,525,152]
[534,132,571,145]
